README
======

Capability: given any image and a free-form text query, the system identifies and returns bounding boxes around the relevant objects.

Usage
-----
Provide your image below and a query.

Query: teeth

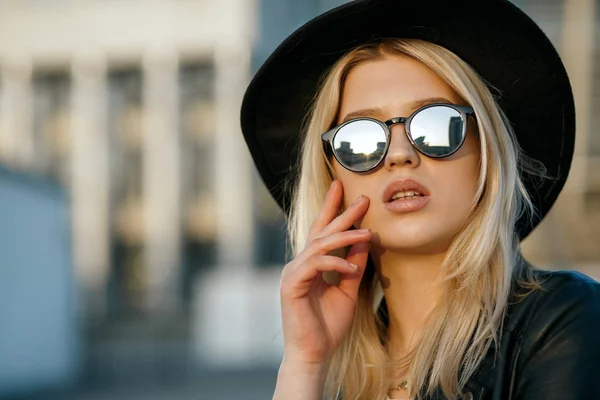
[391,191,422,200]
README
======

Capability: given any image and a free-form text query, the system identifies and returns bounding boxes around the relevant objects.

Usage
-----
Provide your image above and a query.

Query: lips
[382,179,431,213]
[382,179,430,203]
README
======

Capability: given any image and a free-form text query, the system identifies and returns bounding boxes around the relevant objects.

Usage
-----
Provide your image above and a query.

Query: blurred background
[0,0,597,399]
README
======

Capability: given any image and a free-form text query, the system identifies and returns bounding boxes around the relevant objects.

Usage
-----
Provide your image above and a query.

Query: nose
[383,124,421,170]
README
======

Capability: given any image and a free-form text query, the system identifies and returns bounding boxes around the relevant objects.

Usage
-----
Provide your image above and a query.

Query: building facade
[0,0,257,317]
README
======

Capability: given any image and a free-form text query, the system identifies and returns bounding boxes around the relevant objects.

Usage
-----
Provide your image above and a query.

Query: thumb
[337,241,370,297]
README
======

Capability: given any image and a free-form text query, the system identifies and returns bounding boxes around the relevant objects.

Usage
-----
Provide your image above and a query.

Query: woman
[240,1,600,399]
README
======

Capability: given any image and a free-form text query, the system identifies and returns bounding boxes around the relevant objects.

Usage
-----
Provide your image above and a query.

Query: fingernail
[329,180,336,191]
[348,263,358,271]
[351,195,363,206]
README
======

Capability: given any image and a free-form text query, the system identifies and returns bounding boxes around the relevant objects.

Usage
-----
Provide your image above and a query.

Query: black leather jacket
[447,267,600,400]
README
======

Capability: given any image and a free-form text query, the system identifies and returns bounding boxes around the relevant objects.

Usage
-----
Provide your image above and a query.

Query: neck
[372,248,446,357]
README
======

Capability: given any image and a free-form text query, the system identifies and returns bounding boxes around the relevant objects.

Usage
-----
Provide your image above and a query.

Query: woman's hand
[279,180,371,368]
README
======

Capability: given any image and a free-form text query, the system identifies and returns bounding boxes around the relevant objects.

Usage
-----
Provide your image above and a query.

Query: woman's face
[332,54,481,254]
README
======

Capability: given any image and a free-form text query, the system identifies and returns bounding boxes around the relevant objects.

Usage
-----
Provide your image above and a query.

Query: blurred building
[0,0,258,313]
[0,0,598,396]
[0,0,350,385]
[0,0,270,381]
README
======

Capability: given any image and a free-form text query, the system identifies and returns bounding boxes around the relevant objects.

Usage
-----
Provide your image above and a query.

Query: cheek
[435,156,480,220]
[332,164,361,209]
[445,131,481,194]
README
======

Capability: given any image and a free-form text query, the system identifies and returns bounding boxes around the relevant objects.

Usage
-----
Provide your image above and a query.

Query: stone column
[142,50,181,312]
[70,53,111,314]
[213,45,254,270]
[560,0,595,212]
[192,44,257,366]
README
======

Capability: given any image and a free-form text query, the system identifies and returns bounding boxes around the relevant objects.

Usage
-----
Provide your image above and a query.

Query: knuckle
[281,259,299,277]
[280,266,289,281]
[281,260,294,274]
[311,235,327,249]
[305,254,319,267]
[279,280,293,297]
[279,268,295,293]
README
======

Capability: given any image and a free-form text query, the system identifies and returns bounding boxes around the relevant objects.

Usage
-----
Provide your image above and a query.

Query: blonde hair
[287,39,543,400]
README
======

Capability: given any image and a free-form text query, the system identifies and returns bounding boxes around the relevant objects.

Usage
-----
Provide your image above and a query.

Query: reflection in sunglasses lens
[333,120,387,171]
[410,106,465,157]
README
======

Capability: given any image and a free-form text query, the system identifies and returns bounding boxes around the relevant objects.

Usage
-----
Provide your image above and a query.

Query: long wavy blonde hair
[287,39,542,400]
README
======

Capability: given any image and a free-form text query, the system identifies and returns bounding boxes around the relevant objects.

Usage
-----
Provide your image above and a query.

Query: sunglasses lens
[333,120,387,171]
[410,106,466,157]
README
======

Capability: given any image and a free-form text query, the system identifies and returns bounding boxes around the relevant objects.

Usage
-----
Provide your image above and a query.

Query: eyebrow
[340,96,454,123]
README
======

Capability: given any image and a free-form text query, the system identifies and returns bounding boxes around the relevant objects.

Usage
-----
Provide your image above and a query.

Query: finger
[307,180,343,240]
[317,195,370,238]
[290,229,372,274]
[290,254,360,286]
[305,229,372,259]
[337,241,370,296]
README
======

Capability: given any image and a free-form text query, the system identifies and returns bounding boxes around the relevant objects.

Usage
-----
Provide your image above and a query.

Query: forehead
[339,54,462,116]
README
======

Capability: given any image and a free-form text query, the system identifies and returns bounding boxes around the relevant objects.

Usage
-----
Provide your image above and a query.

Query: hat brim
[240,0,575,239]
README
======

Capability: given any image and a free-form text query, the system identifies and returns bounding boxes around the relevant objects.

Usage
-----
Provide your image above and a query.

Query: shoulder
[532,268,600,292]
[507,267,600,360]
[506,268,600,336]
[466,268,600,399]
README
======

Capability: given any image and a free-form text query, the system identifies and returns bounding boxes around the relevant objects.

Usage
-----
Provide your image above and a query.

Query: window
[178,60,217,305]
[31,70,71,185]
[107,67,145,315]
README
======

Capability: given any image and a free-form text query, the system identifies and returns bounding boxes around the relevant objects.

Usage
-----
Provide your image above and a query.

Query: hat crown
[240,0,575,239]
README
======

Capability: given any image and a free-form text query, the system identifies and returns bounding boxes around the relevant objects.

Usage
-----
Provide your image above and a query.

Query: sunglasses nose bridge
[385,117,409,139]
[384,117,411,146]
[382,117,420,167]
[385,117,406,127]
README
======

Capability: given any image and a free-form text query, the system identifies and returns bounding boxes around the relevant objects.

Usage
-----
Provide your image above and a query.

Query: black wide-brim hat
[240,0,575,239]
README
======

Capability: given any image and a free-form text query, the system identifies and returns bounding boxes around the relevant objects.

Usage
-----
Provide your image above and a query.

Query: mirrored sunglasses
[321,103,475,172]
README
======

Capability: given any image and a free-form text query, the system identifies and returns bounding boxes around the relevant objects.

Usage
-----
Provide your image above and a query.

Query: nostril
[390,159,413,166]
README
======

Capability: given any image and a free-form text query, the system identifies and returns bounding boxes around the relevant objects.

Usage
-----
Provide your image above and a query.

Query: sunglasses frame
[321,103,475,173]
